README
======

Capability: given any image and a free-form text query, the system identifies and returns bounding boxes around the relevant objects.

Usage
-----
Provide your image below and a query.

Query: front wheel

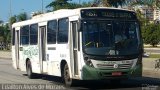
[63,64,74,86]
[26,61,34,79]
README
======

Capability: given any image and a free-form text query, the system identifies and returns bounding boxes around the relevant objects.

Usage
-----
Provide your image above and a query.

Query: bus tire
[63,64,74,86]
[26,61,34,79]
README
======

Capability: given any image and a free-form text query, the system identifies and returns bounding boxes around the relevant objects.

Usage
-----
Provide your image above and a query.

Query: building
[138,6,160,21]
[153,9,160,20]
[127,5,160,22]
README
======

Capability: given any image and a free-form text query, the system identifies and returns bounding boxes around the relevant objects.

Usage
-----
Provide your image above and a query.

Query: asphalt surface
[0,59,160,90]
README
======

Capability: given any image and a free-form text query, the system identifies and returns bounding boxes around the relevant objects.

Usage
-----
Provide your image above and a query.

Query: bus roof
[12,7,135,28]
[76,7,134,12]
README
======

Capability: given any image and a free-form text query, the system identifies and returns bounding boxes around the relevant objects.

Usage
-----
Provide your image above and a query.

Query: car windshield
[82,20,140,56]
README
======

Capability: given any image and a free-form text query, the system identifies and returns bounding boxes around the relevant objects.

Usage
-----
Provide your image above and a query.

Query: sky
[0,0,91,22]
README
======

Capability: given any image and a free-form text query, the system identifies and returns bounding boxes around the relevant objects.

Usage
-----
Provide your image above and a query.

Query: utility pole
[9,0,12,18]
[9,0,12,50]
[9,0,12,28]
[42,0,43,13]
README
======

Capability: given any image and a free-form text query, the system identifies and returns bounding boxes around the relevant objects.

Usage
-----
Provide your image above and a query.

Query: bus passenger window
[47,20,57,44]
[58,18,69,43]
[30,24,38,45]
[20,25,29,45]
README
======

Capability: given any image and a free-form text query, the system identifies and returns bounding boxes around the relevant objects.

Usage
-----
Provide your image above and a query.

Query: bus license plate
[112,72,122,76]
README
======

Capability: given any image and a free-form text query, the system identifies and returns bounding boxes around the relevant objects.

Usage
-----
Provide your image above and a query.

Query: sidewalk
[0,51,11,59]
[143,58,160,78]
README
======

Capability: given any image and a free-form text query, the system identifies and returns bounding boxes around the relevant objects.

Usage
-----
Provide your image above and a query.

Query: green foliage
[142,23,160,47]
[149,54,160,58]
[129,0,160,9]
[0,26,4,40]
[31,11,43,17]
[135,9,149,26]
[0,23,11,43]
[0,20,3,24]
[104,0,126,7]
[9,15,17,25]
[94,0,126,7]
[9,12,28,25]
[93,0,160,8]
[17,12,27,22]
[46,0,92,11]
[3,24,11,43]
[134,8,160,47]
[47,0,72,10]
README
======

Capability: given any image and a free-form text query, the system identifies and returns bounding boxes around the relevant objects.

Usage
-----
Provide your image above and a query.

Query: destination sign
[81,9,137,19]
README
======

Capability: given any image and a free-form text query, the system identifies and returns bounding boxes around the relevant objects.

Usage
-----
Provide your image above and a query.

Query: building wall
[139,6,160,21]
[153,9,160,20]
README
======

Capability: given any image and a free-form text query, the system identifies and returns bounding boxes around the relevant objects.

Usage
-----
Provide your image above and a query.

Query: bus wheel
[63,64,73,86]
[26,61,34,79]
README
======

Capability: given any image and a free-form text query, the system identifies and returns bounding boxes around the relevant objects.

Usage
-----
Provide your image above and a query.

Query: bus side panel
[12,46,17,69]
[58,44,71,77]
[46,44,61,76]
[19,46,26,71]
[22,46,41,74]
[47,44,70,77]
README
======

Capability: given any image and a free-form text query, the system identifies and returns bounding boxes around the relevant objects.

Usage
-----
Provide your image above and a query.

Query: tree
[9,15,17,25]
[31,11,43,17]
[0,20,3,24]
[47,0,71,11]
[135,9,149,26]
[94,0,127,7]
[129,0,160,9]
[0,26,4,42]
[3,23,11,43]
[2,23,11,50]
[17,12,28,22]
[46,0,92,11]
[9,12,28,25]
[0,23,11,50]
[142,23,160,47]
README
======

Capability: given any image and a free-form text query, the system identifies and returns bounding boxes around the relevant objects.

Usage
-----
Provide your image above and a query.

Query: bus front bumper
[81,64,142,80]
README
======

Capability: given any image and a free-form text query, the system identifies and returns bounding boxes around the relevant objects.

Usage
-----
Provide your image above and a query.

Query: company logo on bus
[113,64,119,69]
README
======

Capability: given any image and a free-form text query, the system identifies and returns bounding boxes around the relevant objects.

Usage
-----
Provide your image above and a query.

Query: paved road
[0,59,160,90]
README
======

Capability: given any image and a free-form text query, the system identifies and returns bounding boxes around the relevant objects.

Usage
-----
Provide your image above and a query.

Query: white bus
[12,7,143,86]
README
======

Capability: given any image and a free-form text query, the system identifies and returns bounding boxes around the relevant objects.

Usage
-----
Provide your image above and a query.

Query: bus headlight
[84,57,94,67]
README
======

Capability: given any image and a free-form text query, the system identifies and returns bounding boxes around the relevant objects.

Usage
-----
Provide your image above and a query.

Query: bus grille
[96,63,132,70]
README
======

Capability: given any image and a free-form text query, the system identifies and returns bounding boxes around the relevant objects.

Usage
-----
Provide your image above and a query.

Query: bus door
[15,30,20,69]
[71,21,79,76]
[39,26,47,73]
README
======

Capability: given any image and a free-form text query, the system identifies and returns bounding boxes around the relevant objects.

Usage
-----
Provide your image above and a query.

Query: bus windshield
[82,20,140,56]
